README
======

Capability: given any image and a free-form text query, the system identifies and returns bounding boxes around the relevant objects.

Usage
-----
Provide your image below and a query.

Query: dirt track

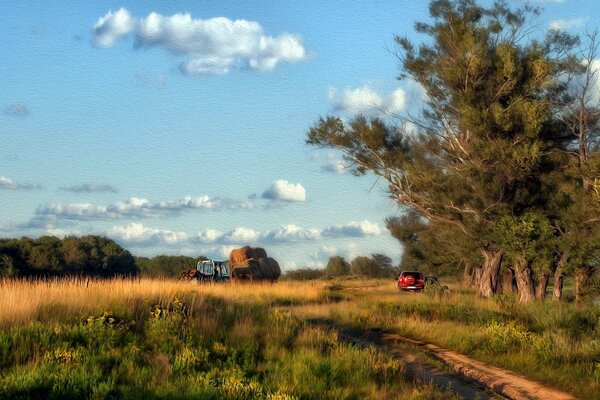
[336,325,577,400]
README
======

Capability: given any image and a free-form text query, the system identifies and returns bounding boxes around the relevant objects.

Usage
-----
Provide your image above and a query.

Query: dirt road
[335,324,577,400]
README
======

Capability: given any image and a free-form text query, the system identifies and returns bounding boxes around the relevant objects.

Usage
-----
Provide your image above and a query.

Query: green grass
[298,279,600,400]
[0,279,457,399]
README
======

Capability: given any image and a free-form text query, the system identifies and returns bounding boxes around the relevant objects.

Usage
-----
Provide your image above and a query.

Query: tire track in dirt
[336,324,576,400]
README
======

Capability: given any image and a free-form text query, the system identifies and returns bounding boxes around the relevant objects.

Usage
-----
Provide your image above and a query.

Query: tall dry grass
[0,278,327,329]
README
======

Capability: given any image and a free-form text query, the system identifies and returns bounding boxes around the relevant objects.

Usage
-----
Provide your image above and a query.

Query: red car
[397,271,424,291]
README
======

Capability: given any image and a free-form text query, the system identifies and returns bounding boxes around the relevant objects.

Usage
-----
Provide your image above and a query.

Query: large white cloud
[92,9,307,75]
[105,220,381,249]
[328,84,407,115]
[262,180,306,202]
[36,195,252,220]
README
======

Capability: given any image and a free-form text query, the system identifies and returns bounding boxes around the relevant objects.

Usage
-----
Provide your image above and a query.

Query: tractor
[179,259,230,282]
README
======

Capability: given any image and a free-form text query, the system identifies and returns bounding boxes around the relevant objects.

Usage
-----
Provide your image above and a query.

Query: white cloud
[549,17,587,31]
[109,223,188,246]
[322,220,381,238]
[221,227,260,243]
[262,224,321,243]
[0,176,40,190]
[329,84,407,115]
[262,180,306,202]
[58,183,117,193]
[36,195,253,220]
[4,103,29,118]
[92,9,307,75]
[320,158,347,174]
[567,58,600,105]
[92,8,135,48]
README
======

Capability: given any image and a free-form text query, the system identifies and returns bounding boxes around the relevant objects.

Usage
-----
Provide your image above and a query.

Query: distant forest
[0,236,205,278]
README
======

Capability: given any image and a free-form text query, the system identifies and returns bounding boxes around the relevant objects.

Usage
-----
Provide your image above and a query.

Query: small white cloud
[322,220,381,238]
[0,176,40,190]
[262,180,306,202]
[92,8,135,48]
[59,183,117,193]
[549,17,587,31]
[329,84,407,116]
[92,9,307,75]
[4,103,29,118]
[320,158,347,174]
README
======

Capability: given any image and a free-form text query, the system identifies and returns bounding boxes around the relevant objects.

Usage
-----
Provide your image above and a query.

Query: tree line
[307,0,600,303]
[285,254,399,280]
[0,236,137,277]
[0,235,208,278]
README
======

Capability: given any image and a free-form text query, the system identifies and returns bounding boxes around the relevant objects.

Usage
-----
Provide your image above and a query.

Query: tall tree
[308,0,575,300]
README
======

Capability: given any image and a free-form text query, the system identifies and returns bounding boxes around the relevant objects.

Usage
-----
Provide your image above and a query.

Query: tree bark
[514,257,535,304]
[552,253,567,301]
[464,265,475,287]
[478,249,503,297]
[574,267,592,305]
[500,267,517,294]
[535,272,550,301]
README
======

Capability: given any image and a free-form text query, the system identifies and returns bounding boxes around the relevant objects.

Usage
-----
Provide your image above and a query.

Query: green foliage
[0,236,137,278]
[135,255,207,278]
[284,268,324,281]
[323,256,350,278]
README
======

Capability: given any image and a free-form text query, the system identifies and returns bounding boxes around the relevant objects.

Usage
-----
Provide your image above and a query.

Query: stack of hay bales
[229,245,281,282]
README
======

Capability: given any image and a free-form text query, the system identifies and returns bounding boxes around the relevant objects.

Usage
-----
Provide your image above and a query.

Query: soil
[308,320,576,400]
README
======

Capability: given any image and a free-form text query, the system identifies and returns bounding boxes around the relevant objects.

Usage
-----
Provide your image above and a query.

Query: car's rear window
[401,272,422,279]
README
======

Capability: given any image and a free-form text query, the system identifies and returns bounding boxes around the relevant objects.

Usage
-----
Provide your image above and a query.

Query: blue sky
[2,0,599,270]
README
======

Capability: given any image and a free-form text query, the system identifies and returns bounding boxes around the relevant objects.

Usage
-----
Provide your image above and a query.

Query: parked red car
[397,271,424,291]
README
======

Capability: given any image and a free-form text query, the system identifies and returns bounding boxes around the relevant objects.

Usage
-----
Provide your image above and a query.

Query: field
[0,278,598,399]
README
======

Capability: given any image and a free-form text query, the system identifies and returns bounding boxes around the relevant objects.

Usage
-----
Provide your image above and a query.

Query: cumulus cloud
[109,223,189,246]
[322,220,381,238]
[4,103,29,118]
[58,183,117,193]
[0,176,41,190]
[262,224,321,243]
[567,59,600,105]
[92,9,307,75]
[105,220,381,249]
[262,180,306,202]
[92,8,135,48]
[549,17,587,31]
[36,195,252,220]
[328,84,406,116]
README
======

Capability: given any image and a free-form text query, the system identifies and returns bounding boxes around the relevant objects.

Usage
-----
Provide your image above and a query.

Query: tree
[308,0,576,300]
[551,31,600,303]
[324,256,351,278]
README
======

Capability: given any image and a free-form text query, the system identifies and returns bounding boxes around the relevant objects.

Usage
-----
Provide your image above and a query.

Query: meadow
[0,277,598,399]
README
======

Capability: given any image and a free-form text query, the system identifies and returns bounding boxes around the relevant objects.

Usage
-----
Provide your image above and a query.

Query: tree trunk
[552,253,567,301]
[574,267,592,305]
[464,264,475,287]
[514,257,535,304]
[478,249,503,298]
[535,272,550,301]
[500,267,517,294]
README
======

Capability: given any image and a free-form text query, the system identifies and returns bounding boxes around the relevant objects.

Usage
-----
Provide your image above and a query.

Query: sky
[1,0,599,271]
